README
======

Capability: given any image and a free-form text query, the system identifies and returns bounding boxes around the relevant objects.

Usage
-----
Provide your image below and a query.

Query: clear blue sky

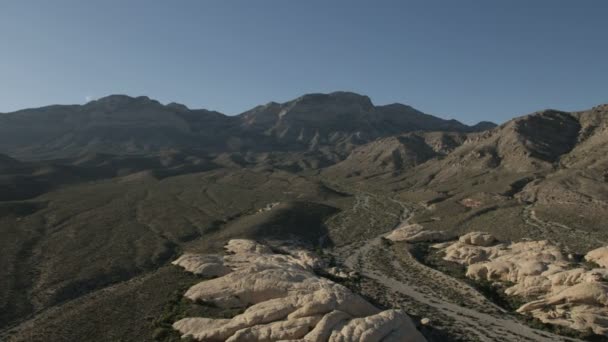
[1,0,606,124]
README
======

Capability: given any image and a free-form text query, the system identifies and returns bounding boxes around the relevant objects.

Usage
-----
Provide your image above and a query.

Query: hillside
[0,92,492,160]
[324,132,469,178]
[238,92,491,153]
[3,96,608,341]
[0,96,239,160]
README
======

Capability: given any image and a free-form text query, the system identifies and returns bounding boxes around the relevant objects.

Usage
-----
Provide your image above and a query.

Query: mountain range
[0,92,493,160]
[2,92,608,342]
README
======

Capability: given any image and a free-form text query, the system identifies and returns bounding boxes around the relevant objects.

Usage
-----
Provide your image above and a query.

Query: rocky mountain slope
[324,132,469,178]
[3,94,608,341]
[238,92,487,153]
[331,107,589,182]
[0,92,492,160]
[332,105,608,236]
[0,95,239,159]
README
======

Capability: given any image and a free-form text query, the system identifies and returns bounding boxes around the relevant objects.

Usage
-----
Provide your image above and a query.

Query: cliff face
[238,91,486,151]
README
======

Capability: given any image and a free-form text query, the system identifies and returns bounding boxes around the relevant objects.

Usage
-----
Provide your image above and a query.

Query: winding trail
[522,204,606,248]
[333,198,579,342]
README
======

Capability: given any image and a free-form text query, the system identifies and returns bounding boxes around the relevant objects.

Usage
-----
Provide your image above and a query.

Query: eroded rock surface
[385,223,450,243]
[441,233,608,336]
[171,254,231,277]
[457,231,496,247]
[172,239,426,341]
[586,246,608,268]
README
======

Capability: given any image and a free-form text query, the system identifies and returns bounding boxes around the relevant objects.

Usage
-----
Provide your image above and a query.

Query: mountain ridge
[0,92,496,160]
[4,97,608,341]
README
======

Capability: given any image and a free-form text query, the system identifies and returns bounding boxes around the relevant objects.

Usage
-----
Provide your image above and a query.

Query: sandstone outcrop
[457,231,496,247]
[585,246,608,268]
[385,223,450,243]
[172,254,231,277]
[516,282,608,336]
[172,239,426,341]
[441,233,608,336]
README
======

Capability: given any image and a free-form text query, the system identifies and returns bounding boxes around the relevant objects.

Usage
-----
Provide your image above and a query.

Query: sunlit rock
[385,223,450,243]
[172,239,426,341]
[586,246,608,268]
[458,231,497,247]
[441,236,608,336]
[171,253,231,277]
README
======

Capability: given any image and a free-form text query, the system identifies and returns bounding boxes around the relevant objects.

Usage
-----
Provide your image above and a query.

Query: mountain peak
[292,91,374,110]
[380,103,418,111]
[470,121,498,131]
[88,94,161,108]
[166,102,190,111]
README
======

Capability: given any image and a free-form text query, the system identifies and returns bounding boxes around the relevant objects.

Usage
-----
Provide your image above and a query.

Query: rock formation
[439,233,608,336]
[585,246,608,268]
[171,254,231,277]
[457,231,496,247]
[172,239,426,341]
[385,223,450,243]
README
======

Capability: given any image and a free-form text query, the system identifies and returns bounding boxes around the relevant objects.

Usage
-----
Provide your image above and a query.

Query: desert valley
[1,92,608,341]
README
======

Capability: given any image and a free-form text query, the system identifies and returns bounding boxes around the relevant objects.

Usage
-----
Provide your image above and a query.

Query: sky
[1,1,606,124]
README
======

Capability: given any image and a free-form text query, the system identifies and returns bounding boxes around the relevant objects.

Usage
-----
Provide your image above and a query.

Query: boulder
[225,239,273,254]
[385,224,450,243]
[328,309,421,342]
[303,310,350,341]
[440,235,608,336]
[458,231,497,246]
[171,254,231,277]
[586,246,608,268]
[172,240,426,341]
[173,317,231,339]
[517,282,608,336]
[326,267,351,280]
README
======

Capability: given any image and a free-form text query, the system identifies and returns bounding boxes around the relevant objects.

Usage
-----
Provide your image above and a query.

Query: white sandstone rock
[301,310,350,341]
[172,317,231,339]
[225,239,273,254]
[441,235,608,336]
[586,246,608,268]
[458,231,497,246]
[385,224,450,243]
[227,315,322,342]
[172,239,426,341]
[516,282,608,336]
[328,309,423,342]
[171,253,231,277]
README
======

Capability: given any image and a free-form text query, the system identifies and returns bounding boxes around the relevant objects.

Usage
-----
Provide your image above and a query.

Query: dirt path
[522,204,606,248]
[332,198,579,342]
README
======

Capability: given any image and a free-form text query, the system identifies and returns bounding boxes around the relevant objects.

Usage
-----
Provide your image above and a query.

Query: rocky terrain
[1,92,608,341]
[171,239,425,341]
[440,231,608,336]
[0,92,489,161]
